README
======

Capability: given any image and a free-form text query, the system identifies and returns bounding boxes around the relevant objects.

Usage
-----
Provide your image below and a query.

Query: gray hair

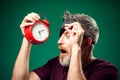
[61,11,99,44]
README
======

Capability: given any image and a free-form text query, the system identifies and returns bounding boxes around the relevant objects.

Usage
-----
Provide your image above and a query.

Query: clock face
[32,23,49,41]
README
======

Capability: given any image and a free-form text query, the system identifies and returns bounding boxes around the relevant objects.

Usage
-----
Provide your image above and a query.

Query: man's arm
[67,44,85,80]
[12,37,31,80]
[12,12,41,80]
[65,22,86,80]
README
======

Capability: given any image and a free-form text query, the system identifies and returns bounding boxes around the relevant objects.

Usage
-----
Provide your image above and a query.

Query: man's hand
[20,12,40,35]
[64,22,84,48]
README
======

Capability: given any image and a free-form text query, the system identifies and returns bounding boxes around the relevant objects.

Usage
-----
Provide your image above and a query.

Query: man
[12,11,118,80]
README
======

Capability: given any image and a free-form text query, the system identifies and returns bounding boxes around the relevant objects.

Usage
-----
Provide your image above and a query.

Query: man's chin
[59,54,71,67]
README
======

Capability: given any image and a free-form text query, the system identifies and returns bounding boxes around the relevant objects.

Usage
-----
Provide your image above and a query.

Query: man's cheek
[67,46,72,54]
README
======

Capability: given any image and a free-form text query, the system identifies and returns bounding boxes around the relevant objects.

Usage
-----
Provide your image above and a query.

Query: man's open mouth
[60,49,67,54]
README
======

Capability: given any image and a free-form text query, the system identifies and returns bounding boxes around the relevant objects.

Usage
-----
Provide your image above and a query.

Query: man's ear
[87,37,92,45]
[81,37,92,49]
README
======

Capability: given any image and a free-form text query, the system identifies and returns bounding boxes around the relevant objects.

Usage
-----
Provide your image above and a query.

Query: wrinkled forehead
[59,20,75,37]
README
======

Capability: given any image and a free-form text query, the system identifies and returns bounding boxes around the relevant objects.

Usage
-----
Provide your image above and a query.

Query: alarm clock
[24,19,50,44]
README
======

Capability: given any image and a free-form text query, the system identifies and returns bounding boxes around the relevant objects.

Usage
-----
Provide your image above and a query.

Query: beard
[59,54,71,67]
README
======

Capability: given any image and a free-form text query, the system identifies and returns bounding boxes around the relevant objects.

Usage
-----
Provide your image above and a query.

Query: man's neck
[82,51,96,68]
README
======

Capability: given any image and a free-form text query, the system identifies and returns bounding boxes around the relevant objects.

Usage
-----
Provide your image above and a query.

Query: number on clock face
[32,23,49,41]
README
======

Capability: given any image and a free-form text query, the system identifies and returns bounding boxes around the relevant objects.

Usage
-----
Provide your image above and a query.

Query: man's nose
[58,36,64,45]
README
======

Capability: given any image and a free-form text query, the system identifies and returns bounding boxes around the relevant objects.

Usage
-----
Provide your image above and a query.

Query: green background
[0,0,120,79]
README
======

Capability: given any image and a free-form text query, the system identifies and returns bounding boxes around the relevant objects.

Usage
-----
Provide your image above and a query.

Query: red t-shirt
[33,56,118,80]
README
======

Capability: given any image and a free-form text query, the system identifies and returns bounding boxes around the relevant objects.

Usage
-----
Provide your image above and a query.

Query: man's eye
[65,32,70,37]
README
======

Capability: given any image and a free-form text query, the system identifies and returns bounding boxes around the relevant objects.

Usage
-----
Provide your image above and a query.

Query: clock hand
[40,29,45,32]
[38,31,42,38]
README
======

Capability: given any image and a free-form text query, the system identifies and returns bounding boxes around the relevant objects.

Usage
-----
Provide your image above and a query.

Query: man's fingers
[20,22,34,35]
[23,12,40,23]
[28,12,40,21]
[64,22,82,32]
[20,22,34,28]
[23,16,35,23]
[64,24,73,30]
[64,22,83,35]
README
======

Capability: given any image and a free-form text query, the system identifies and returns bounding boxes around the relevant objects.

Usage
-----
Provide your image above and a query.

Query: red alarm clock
[24,19,50,44]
